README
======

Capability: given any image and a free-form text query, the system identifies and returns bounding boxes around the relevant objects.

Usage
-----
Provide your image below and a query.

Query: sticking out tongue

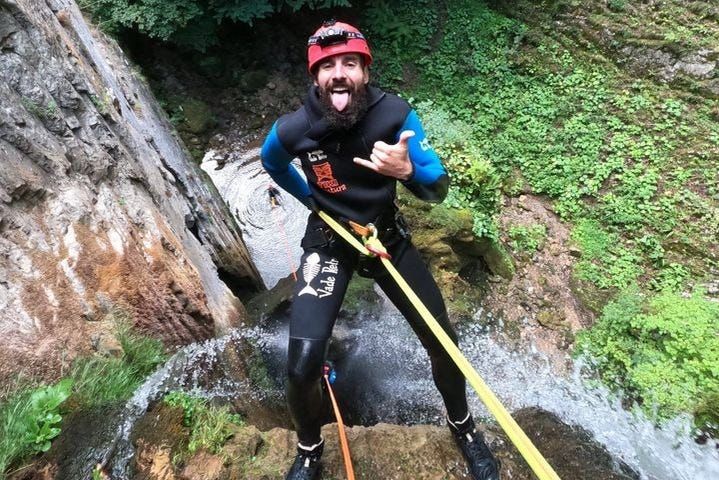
[331,91,350,111]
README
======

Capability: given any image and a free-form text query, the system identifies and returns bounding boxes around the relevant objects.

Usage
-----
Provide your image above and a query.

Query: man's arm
[260,122,314,208]
[397,110,449,203]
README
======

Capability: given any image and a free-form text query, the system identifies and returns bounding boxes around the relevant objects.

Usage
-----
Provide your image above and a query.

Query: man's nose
[331,63,347,80]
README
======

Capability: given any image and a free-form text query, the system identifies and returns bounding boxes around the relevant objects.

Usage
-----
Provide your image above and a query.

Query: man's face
[314,53,369,113]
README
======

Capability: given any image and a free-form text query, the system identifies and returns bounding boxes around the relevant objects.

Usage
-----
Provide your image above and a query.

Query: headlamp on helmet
[306,20,372,73]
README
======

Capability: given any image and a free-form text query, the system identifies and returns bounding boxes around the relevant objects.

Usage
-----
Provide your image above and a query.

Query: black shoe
[448,416,500,480]
[285,440,324,480]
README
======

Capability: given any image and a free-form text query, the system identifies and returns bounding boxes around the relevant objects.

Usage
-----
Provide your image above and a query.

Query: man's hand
[353,130,415,180]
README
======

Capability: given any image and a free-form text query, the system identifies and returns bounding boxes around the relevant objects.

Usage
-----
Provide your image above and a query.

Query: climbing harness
[268,185,298,282]
[323,363,355,480]
[316,209,562,480]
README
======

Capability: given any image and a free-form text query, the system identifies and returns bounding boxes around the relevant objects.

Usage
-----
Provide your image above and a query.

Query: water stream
[94,150,718,479]
[199,149,718,479]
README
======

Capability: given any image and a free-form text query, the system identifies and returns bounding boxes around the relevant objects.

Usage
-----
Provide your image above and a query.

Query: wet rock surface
[124,401,637,480]
[0,0,262,383]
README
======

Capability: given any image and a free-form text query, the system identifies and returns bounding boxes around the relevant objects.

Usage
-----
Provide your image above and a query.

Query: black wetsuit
[261,85,467,445]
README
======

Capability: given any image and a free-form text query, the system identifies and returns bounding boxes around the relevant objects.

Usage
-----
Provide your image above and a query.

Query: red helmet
[307,20,372,73]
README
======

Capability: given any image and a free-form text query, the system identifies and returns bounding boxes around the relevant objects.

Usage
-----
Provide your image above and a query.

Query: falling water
[100,294,718,479]
[205,148,717,479]
[99,328,280,479]
[250,294,719,480]
[96,149,719,479]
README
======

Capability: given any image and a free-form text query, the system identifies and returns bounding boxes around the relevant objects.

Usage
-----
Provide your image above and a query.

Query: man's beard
[318,82,369,131]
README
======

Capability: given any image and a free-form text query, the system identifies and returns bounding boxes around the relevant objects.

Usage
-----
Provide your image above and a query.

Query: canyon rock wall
[0,0,262,382]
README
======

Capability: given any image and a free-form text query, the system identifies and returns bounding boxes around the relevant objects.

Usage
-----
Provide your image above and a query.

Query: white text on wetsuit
[318,258,339,298]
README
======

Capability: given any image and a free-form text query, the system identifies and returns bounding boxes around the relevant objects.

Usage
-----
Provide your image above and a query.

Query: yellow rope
[319,210,561,480]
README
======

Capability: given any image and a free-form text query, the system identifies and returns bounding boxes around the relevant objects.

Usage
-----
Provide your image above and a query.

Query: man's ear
[363,66,370,85]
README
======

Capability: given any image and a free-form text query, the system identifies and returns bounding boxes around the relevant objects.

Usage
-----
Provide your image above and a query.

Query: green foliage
[164,391,200,427]
[79,0,350,51]
[163,391,244,456]
[0,322,164,477]
[22,380,72,453]
[577,288,719,423]
[508,224,547,254]
[363,0,439,83]
[0,379,72,477]
[364,0,718,286]
[571,219,642,290]
[415,100,501,238]
[92,467,104,480]
[607,0,626,12]
[21,97,58,120]
[70,322,166,409]
[361,0,719,425]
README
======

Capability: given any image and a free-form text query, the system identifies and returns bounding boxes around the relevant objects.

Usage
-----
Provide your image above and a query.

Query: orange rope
[269,188,298,282]
[323,371,355,480]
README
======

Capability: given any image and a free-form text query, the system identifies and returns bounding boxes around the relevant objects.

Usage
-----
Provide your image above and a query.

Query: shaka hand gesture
[353,130,415,181]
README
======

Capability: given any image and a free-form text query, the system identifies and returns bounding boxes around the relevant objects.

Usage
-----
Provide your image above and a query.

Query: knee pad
[287,337,328,387]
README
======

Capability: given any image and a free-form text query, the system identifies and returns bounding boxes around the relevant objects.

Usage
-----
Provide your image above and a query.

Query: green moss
[245,347,274,393]
[341,276,378,316]
[180,98,215,134]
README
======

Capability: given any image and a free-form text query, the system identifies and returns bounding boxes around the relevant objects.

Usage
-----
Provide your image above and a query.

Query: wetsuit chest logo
[311,162,347,194]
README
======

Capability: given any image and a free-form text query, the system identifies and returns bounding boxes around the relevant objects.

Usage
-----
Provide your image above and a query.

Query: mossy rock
[130,401,189,452]
[341,275,380,316]
[181,98,215,134]
[240,70,269,92]
[474,238,515,280]
[536,308,568,330]
[568,275,617,315]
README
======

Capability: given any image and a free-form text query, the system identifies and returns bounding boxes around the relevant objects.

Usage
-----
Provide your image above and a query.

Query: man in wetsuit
[260,20,500,480]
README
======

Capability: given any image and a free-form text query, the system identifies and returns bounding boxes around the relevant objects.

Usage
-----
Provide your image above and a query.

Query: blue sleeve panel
[396,110,449,203]
[260,122,312,206]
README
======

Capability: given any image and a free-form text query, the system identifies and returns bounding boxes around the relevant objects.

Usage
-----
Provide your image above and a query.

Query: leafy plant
[508,224,547,254]
[21,380,73,453]
[0,379,72,477]
[20,97,59,120]
[163,391,244,456]
[79,0,351,50]
[577,288,719,423]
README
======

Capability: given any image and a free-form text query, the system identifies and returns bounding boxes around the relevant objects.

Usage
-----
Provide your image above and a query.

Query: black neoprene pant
[287,217,468,445]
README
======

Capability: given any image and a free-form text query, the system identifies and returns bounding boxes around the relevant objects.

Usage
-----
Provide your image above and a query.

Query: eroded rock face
[126,402,637,480]
[0,0,262,383]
